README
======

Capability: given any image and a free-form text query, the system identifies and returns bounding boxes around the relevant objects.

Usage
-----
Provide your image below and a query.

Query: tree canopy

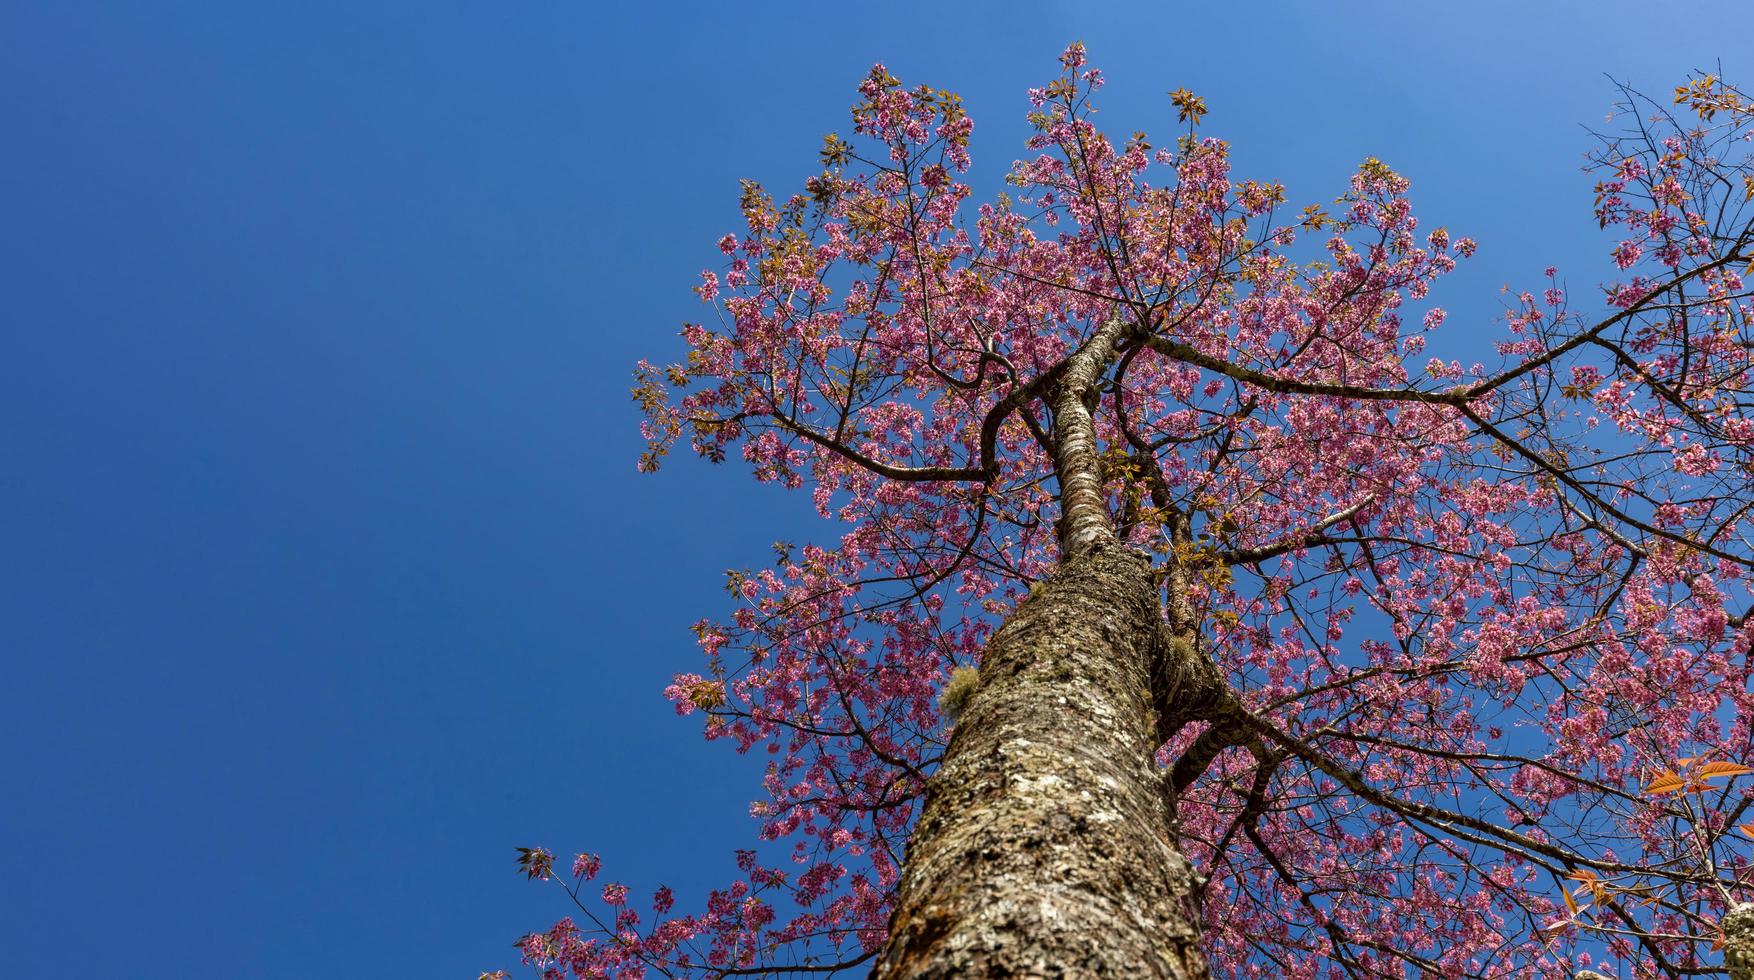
[506,49,1754,978]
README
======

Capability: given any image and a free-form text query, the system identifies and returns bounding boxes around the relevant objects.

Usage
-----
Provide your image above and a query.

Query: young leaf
[1643,771,1686,796]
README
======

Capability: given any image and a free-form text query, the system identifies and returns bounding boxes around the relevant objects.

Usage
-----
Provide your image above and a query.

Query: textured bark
[871,543,1211,978]
[1047,320,1128,559]
[1726,903,1754,980]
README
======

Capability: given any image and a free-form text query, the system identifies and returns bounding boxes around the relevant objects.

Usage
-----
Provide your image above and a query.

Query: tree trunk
[871,542,1210,978]
[1726,904,1754,980]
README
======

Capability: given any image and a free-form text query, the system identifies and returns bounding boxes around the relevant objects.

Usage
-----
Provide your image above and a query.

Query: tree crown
[510,50,1754,978]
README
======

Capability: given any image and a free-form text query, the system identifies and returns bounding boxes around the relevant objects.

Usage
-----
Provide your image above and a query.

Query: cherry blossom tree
[502,52,1754,978]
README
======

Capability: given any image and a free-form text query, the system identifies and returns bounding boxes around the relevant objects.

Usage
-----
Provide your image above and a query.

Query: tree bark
[1726,903,1754,980]
[871,543,1211,978]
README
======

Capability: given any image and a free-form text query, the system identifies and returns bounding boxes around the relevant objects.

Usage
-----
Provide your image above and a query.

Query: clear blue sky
[2,2,1745,975]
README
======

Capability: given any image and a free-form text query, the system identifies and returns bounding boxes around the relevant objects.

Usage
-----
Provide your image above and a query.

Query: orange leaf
[1697,761,1752,779]
[1644,771,1686,796]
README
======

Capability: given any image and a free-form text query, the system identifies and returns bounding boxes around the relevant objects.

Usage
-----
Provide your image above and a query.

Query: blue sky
[2,2,1747,975]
